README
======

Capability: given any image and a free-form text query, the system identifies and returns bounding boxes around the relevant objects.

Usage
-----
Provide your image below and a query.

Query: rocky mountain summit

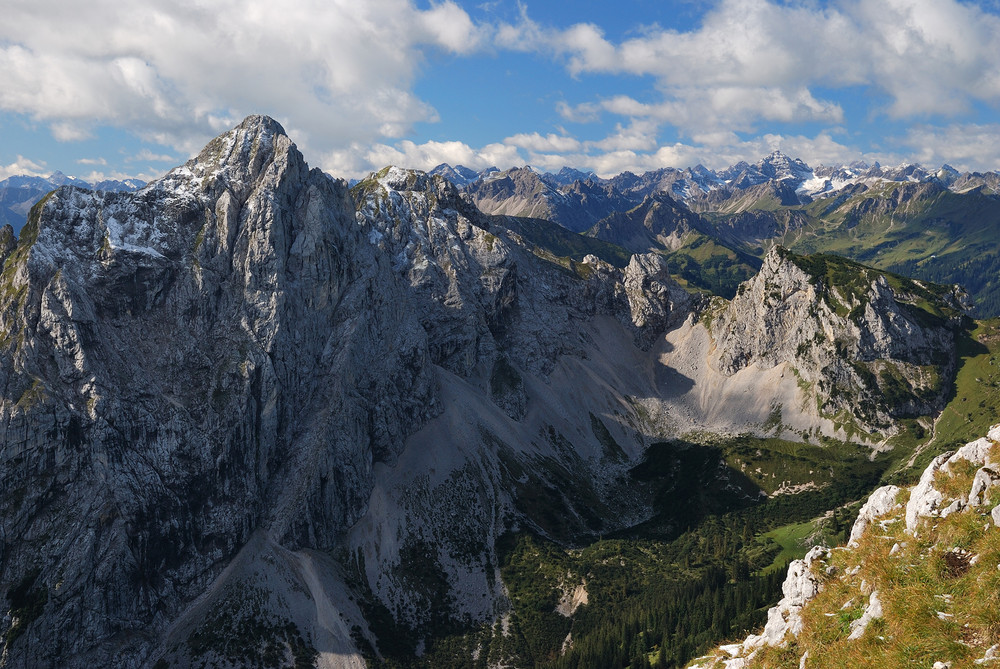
[706,247,966,433]
[0,116,978,668]
[0,116,694,667]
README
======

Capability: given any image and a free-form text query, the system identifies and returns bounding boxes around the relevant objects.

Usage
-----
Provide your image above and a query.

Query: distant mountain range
[7,150,1000,316]
[430,151,1000,202]
[0,172,144,233]
[421,153,1000,316]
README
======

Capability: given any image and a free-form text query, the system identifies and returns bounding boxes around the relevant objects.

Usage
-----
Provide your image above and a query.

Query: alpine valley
[2,116,1000,669]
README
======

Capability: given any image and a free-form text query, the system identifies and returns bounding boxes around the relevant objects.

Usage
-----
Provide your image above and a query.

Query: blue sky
[2,0,1000,182]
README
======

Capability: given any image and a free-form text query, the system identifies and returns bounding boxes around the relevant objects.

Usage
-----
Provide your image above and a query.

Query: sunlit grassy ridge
[712,440,1000,668]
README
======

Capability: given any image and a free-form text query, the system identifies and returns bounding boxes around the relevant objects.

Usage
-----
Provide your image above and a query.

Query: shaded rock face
[0,116,438,667]
[622,253,692,349]
[587,192,705,254]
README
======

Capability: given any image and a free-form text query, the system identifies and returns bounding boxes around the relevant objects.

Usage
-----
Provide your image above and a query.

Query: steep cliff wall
[0,117,439,667]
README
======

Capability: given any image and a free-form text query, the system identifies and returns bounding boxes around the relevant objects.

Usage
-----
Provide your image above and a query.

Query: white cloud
[557,130,870,178]
[6,0,997,180]
[515,0,1000,136]
[897,124,1000,172]
[76,157,107,166]
[418,1,488,54]
[0,0,485,170]
[556,100,601,123]
[0,155,48,180]
[351,124,875,180]
[359,138,523,175]
[127,149,179,163]
[504,132,582,153]
[76,168,162,184]
[588,119,659,152]
[559,87,843,139]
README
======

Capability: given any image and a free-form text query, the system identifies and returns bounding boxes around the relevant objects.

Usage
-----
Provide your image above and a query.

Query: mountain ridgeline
[0,173,144,233]
[0,117,989,668]
[451,153,1000,317]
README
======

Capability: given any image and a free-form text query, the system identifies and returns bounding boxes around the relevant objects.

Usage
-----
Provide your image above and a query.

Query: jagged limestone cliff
[0,118,698,668]
[0,116,444,667]
[658,247,966,442]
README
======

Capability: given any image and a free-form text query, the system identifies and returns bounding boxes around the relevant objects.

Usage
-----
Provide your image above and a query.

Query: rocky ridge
[0,116,441,667]
[0,173,144,233]
[704,247,965,435]
[0,118,698,667]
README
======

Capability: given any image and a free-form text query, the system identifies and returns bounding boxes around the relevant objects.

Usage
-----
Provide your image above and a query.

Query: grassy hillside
[882,319,1000,482]
[727,183,1000,317]
[749,441,1000,669]
[659,234,761,298]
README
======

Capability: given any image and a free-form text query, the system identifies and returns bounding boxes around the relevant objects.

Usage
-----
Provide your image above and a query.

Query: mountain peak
[180,114,302,198]
[234,114,288,139]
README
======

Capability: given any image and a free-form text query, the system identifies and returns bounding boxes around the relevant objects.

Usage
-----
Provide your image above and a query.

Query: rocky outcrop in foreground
[693,424,1000,668]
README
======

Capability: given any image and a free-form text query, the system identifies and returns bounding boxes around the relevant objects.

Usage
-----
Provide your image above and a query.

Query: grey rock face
[846,591,883,640]
[905,452,952,533]
[969,467,1000,507]
[849,485,901,546]
[707,246,962,433]
[0,116,438,667]
[721,545,829,656]
[622,253,691,349]
[906,428,1000,533]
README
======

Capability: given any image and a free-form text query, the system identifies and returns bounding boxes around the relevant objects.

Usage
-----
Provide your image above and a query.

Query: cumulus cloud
[898,124,1000,172]
[562,130,872,177]
[355,124,873,180]
[5,0,999,179]
[0,0,485,167]
[127,149,179,163]
[516,0,1000,135]
[357,138,522,175]
[0,155,48,180]
[503,132,582,153]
